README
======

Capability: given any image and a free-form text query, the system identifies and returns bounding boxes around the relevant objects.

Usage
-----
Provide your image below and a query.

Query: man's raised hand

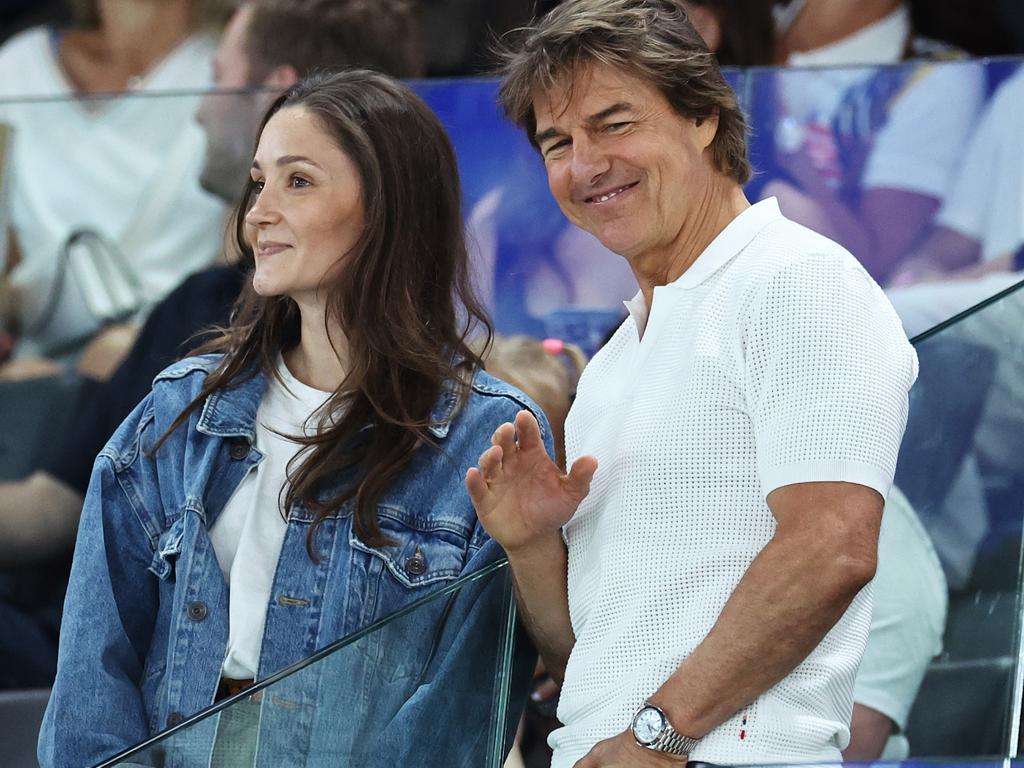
[465,409,597,556]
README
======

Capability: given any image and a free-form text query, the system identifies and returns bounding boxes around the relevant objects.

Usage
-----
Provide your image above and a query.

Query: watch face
[633,706,665,746]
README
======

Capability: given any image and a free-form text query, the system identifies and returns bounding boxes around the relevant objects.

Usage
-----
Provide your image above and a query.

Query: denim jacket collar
[184,361,465,443]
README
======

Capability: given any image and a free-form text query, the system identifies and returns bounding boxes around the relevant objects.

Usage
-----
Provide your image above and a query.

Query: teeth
[592,185,630,203]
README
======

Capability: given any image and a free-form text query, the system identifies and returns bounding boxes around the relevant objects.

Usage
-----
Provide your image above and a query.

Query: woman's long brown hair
[155,70,492,550]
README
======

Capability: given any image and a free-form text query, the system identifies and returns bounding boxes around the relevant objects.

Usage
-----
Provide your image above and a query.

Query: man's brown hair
[497,0,750,184]
[244,0,425,82]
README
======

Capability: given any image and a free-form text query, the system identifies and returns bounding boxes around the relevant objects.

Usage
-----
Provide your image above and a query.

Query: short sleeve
[743,253,918,499]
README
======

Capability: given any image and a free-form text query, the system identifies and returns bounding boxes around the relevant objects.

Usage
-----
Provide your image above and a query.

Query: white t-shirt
[936,68,1024,262]
[0,27,226,355]
[551,198,918,767]
[210,359,333,680]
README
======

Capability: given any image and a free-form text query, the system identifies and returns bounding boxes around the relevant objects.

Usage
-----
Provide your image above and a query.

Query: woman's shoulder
[152,353,223,387]
[103,354,221,441]
[457,369,552,445]
[469,369,543,414]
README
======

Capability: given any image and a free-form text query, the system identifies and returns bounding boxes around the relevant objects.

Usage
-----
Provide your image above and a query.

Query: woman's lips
[257,243,290,257]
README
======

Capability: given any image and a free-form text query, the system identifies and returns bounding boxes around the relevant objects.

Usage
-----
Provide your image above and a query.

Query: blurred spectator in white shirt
[0,0,228,369]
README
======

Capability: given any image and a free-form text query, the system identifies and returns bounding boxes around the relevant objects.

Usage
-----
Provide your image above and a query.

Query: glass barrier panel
[894,279,1024,758]
[95,559,527,768]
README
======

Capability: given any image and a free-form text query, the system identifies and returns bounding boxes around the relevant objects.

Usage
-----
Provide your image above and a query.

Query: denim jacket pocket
[148,514,187,581]
[350,507,471,590]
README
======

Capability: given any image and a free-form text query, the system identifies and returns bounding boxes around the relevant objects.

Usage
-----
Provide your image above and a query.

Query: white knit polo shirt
[550,198,917,767]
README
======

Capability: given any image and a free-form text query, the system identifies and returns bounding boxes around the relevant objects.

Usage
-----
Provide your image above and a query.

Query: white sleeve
[863,62,985,198]
[936,71,1024,242]
[743,253,918,499]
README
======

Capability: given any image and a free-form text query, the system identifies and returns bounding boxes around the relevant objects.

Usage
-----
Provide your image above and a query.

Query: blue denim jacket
[39,355,549,767]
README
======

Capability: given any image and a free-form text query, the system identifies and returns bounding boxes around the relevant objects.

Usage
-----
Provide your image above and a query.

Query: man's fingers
[491,421,517,455]
[478,444,504,481]
[465,467,490,510]
[514,409,545,452]
[566,454,598,497]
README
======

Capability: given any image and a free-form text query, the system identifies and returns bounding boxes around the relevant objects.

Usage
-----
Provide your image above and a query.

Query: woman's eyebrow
[250,155,324,171]
[276,155,323,169]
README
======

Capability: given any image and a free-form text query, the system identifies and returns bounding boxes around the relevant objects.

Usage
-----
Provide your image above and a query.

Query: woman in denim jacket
[39,70,549,767]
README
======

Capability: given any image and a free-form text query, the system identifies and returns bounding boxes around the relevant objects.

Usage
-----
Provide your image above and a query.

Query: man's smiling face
[533,63,719,261]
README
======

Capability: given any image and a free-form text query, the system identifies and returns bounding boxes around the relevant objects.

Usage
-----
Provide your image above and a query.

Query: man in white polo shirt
[466,1,918,767]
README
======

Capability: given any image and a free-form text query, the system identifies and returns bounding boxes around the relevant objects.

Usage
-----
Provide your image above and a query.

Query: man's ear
[694,108,720,151]
[262,64,300,90]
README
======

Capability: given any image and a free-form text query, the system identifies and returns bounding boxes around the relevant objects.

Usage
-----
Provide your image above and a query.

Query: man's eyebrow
[535,125,565,146]
[586,102,634,124]
[534,102,637,146]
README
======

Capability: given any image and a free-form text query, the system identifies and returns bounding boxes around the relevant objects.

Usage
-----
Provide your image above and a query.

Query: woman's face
[245,106,365,307]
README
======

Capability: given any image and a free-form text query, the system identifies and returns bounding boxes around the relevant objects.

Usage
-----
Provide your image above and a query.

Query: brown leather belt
[216,677,255,701]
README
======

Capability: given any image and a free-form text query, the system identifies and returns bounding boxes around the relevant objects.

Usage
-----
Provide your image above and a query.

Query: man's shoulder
[757,215,854,262]
[738,216,866,288]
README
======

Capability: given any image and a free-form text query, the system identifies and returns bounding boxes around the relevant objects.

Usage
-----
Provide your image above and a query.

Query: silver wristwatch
[631,702,699,756]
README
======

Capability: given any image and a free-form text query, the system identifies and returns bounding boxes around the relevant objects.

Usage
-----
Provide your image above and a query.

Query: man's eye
[544,139,571,157]
[605,121,631,133]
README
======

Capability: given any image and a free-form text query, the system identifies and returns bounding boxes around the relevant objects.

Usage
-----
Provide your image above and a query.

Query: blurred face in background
[196,5,268,202]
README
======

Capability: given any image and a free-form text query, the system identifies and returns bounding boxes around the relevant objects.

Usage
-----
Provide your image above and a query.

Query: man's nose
[570,135,611,187]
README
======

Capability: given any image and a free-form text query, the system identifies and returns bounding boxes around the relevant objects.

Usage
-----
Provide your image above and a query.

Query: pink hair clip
[542,338,565,355]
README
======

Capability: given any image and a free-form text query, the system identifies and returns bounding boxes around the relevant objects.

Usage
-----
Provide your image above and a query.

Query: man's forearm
[506,533,576,684]
[650,527,875,738]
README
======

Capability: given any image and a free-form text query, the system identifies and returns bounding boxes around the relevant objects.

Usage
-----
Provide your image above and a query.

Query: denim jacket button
[228,438,250,460]
[186,601,208,621]
[405,548,427,577]
[167,711,184,727]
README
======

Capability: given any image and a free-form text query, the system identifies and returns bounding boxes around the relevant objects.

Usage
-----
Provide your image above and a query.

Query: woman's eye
[289,176,310,188]
[250,179,264,192]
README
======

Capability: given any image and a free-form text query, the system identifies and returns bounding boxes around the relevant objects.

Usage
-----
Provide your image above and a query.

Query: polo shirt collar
[623,197,784,334]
